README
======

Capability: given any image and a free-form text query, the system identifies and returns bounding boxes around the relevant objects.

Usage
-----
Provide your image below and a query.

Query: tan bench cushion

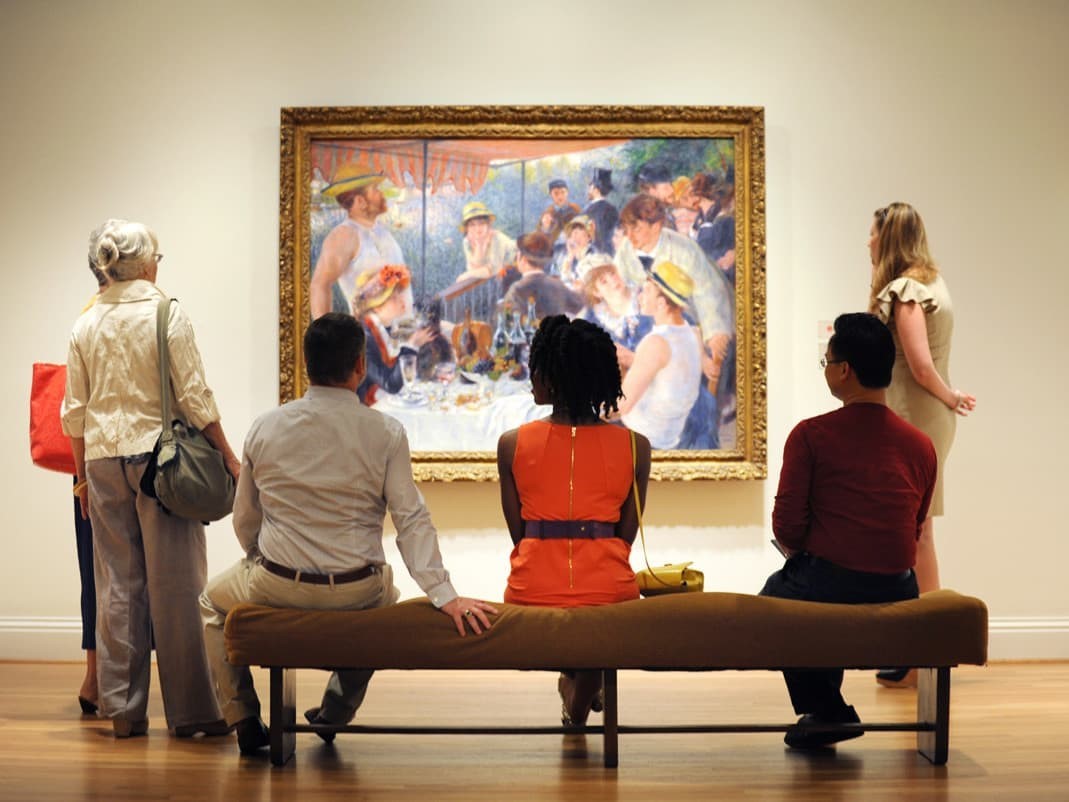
[224,589,987,671]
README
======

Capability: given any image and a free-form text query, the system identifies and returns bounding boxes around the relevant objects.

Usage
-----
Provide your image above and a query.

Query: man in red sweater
[762,312,936,750]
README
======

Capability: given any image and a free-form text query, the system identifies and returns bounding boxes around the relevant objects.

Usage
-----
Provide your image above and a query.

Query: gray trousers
[87,456,222,729]
[201,556,400,726]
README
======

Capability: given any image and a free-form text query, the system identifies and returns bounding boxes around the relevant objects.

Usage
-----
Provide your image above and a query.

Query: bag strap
[631,429,671,586]
[155,297,176,434]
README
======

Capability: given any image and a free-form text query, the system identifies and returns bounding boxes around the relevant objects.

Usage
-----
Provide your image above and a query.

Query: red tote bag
[30,363,76,474]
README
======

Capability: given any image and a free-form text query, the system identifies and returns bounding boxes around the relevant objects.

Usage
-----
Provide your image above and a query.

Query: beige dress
[876,274,956,516]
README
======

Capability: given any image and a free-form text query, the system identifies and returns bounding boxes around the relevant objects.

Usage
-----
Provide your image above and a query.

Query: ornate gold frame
[279,105,766,481]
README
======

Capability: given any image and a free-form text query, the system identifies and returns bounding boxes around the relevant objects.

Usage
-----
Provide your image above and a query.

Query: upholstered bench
[224,589,988,767]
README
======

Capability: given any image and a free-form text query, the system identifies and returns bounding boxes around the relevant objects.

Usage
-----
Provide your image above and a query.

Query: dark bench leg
[269,667,296,766]
[917,666,950,764]
[602,669,618,769]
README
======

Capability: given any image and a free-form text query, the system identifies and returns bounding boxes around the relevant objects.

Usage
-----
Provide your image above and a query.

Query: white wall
[2,0,1066,660]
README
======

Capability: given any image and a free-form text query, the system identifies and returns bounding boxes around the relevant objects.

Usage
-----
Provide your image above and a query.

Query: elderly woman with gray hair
[61,219,240,738]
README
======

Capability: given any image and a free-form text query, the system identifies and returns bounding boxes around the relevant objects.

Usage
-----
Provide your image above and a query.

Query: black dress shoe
[784,706,863,750]
[304,707,336,744]
[876,668,918,688]
[235,716,270,755]
[78,696,98,716]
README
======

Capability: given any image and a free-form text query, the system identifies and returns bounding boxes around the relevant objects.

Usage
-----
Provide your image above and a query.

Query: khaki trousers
[87,455,222,729]
[201,556,400,725]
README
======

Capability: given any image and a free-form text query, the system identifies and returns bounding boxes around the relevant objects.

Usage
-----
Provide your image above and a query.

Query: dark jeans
[759,553,918,718]
[73,478,96,651]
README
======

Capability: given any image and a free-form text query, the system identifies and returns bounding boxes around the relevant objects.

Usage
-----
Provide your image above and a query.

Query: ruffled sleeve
[875,276,939,323]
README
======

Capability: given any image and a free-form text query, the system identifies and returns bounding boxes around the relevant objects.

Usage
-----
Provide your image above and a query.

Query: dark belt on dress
[523,520,617,539]
[259,557,378,585]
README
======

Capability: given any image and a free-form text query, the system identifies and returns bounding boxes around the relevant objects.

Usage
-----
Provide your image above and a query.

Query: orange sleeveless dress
[504,420,640,607]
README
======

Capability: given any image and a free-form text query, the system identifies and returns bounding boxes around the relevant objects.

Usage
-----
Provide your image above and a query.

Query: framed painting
[279,105,766,481]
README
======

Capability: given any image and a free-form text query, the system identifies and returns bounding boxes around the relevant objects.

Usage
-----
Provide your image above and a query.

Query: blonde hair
[581,262,618,306]
[90,219,159,281]
[867,202,938,315]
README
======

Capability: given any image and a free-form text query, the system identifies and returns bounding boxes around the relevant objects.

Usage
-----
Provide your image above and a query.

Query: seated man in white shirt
[200,313,498,755]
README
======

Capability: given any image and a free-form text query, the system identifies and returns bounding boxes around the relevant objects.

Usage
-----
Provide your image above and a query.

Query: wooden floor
[0,662,1067,801]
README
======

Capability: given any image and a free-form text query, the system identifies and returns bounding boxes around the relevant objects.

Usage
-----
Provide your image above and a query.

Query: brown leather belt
[524,520,616,539]
[259,557,377,585]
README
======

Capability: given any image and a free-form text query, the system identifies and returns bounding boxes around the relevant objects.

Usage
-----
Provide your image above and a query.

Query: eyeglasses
[153,253,164,263]
[819,356,845,369]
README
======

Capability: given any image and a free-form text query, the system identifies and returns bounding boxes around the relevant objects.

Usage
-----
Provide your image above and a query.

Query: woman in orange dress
[497,315,651,725]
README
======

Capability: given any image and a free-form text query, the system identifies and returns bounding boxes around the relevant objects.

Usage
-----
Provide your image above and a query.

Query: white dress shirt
[615,227,734,341]
[233,384,458,608]
[61,279,220,459]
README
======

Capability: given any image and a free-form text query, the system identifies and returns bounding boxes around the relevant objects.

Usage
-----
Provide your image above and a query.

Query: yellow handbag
[635,561,705,597]
[629,431,705,597]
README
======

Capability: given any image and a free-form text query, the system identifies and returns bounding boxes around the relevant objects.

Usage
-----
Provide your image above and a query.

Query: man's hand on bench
[439,597,499,637]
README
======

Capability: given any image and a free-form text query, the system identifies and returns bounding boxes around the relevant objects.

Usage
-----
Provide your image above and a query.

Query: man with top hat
[616,262,703,449]
[583,167,619,255]
[541,179,581,246]
[454,201,517,283]
[504,232,584,319]
[311,166,404,319]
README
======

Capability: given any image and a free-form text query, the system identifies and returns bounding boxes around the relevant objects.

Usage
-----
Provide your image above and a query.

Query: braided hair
[528,315,623,421]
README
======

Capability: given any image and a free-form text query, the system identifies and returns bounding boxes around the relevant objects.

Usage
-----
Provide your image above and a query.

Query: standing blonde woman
[868,202,976,687]
[62,219,240,737]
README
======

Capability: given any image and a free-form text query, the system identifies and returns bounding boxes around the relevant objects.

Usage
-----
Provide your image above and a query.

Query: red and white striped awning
[311,139,626,195]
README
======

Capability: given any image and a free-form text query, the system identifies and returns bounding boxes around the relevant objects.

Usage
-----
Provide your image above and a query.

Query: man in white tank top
[618,261,702,449]
[310,169,405,319]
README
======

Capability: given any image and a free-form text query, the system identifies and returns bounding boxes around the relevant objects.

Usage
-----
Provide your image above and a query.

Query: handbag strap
[630,429,671,586]
[155,297,176,434]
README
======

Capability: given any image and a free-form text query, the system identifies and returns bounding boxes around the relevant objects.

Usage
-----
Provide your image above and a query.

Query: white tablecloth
[373,381,549,452]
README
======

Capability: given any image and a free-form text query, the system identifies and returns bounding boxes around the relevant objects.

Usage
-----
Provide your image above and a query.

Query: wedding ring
[463,609,474,617]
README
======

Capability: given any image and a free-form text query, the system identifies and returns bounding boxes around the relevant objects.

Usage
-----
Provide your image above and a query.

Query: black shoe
[235,716,270,755]
[876,668,917,688]
[590,688,604,714]
[78,696,98,716]
[784,706,862,750]
[304,707,336,744]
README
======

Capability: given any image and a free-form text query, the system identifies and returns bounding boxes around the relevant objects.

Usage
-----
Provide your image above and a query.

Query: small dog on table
[414,298,456,380]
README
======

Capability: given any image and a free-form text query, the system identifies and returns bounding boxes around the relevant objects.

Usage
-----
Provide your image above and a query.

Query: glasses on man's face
[153,253,164,263]
[819,356,845,369]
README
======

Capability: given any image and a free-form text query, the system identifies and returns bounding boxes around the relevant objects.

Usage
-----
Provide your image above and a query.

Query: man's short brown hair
[619,194,667,227]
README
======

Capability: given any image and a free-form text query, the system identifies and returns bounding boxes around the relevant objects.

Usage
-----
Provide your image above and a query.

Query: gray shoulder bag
[142,297,235,522]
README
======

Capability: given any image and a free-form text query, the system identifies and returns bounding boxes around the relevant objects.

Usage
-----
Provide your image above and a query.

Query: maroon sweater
[773,403,936,574]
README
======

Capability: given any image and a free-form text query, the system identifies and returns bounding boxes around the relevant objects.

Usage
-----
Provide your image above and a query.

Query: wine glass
[399,353,419,400]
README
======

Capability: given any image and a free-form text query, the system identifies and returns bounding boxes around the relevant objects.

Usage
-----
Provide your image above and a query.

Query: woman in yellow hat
[351,264,432,405]
[454,201,517,283]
